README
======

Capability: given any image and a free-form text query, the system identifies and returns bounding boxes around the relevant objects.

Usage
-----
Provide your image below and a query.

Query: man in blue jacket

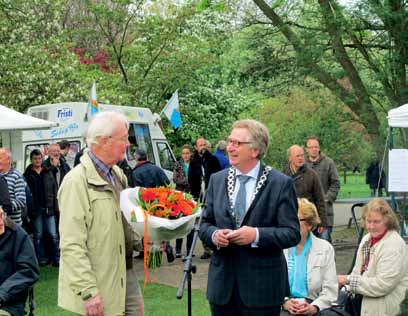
[0,207,39,316]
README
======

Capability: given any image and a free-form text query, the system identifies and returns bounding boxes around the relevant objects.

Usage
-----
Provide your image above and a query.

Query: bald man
[283,145,328,233]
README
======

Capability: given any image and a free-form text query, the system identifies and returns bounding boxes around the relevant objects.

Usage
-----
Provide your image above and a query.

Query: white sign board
[389,149,408,192]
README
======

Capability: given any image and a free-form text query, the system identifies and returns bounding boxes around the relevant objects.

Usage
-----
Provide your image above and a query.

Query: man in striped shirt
[0,148,26,225]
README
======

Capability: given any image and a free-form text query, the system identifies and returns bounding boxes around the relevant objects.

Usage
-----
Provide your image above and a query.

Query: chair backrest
[348,203,366,274]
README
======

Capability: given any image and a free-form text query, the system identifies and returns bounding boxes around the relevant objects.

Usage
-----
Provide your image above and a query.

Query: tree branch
[252,0,382,148]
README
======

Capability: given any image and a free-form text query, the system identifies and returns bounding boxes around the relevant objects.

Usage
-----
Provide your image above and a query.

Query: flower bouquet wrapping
[120,186,201,285]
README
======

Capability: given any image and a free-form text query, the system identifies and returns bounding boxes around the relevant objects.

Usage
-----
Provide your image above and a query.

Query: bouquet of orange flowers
[120,186,201,278]
[138,187,198,219]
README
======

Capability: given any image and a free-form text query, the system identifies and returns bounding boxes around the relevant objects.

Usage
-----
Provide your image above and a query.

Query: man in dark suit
[199,119,301,316]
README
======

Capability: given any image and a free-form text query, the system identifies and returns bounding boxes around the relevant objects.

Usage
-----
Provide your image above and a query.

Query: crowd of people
[0,113,407,316]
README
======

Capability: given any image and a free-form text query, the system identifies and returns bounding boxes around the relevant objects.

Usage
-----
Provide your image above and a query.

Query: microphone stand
[176,205,204,316]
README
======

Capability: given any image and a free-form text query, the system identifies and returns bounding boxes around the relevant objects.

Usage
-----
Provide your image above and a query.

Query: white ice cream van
[20,102,176,178]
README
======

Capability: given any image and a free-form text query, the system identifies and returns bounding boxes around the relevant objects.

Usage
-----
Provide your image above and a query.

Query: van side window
[156,142,175,171]
[24,142,80,169]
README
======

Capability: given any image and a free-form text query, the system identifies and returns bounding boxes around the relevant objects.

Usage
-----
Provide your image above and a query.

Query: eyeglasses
[226,138,252,148]
[108,135,129,143]
[0,212,6,220]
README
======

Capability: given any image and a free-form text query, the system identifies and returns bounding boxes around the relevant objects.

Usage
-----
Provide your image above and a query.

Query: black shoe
[52,262,60,268]
[175,253,182,258]
[39,261,50,267]
[200,252,211,260]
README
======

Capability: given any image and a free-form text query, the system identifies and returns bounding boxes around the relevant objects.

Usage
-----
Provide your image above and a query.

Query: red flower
[141,190,156,202]
[138,187,198,219]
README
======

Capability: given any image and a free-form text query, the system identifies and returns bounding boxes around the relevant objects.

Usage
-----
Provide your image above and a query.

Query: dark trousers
[175,230,194,255]
[370,188,383,197]
[210,282,280,316]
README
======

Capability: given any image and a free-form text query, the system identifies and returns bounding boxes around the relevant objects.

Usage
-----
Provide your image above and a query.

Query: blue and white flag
[162,90,181,129]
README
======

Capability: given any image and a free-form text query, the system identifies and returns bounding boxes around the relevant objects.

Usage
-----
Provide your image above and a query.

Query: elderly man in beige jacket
[58,111,142,316]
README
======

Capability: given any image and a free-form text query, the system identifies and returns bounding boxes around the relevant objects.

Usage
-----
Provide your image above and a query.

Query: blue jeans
[33,209,60,264]
[319,226,333,243]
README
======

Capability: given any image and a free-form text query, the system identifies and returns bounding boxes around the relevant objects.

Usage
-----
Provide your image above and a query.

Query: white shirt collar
[235,160,261,180]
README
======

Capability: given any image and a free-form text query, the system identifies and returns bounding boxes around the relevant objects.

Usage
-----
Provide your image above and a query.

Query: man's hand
[213,229,233,248]
[295,303,319,315]
[84,293,104,316]
[283,299,304,314]
[317,226,326,234]
[227,226,256,245]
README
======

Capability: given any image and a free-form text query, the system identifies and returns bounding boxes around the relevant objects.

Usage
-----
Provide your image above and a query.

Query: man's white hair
[86,111,129,146]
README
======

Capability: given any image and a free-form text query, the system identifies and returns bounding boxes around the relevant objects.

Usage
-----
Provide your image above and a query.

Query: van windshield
[127,123,155,168]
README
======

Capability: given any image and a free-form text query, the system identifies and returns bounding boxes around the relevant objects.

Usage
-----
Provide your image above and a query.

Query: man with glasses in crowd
[200,119,300,316]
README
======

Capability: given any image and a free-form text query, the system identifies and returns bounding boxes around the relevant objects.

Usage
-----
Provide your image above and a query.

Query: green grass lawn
[337,173,371,199]
[34,266,210,316]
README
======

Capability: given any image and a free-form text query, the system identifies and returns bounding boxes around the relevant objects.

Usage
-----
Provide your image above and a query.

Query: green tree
[249,0,407,154]
[245,86,373,171]
[164,82,254,154]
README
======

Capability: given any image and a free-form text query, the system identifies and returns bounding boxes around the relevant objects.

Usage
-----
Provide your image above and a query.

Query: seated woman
[338,198,408,316]
[282,198,338,315]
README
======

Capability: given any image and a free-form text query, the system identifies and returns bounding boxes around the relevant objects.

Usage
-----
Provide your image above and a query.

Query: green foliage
[244,87,373,170]
[249,0,408,153]
[220,24,300,96]
[0,0,397,168]
[165,83,254,154]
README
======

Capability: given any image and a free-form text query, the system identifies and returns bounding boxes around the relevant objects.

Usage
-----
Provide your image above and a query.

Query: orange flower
[138,187,198,219]
[177,200,193,216]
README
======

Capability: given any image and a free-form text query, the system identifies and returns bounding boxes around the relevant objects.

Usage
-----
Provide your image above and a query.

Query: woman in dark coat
[366,161,386,197]
[173,145,193,258]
